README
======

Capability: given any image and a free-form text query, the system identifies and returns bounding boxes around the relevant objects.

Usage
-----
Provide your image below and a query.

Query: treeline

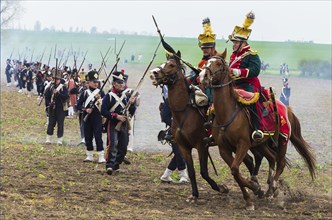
[298,60,332,79]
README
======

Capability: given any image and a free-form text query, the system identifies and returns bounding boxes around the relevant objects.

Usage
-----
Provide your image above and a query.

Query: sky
[10,0,332,44]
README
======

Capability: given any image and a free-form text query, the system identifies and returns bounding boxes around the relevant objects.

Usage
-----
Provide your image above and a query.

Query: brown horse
[199,52,316,210]
[150,51,231,202]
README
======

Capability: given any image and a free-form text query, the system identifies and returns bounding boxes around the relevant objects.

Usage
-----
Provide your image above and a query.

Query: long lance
[47,48,53,67]
[39,47,46,64]
[83,56,121,122]
[77,50,88,74]
[114,39,162,131]
[152,15,200,75]
[30,48,35,62]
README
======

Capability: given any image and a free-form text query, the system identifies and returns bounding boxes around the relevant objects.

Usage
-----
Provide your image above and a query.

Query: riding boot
[251,104,264,141]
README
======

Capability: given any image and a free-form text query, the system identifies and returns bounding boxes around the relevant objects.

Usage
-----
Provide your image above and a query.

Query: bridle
[156,59,182,86]
[203,56,233,88]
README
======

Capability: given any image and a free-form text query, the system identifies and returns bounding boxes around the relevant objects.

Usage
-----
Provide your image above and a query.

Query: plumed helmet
[198,18,216,48]
[229,11,255,42]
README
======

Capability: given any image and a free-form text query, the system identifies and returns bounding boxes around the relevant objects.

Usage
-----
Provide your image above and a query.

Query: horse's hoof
[186,196,198,203]
[246,204,255,211]
[219,184,229,194]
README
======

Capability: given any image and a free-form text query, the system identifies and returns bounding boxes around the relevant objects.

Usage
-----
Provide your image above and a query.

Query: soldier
[19,63,29,94]
[42,70,53,126]
[36,64,45,99]
[76,70,106,163]
[45,69,69,145]
[228,11,263,141]
[159,85,189,183]
[101,71,136,175]
[5,59,12,87]
[280,77,291,106]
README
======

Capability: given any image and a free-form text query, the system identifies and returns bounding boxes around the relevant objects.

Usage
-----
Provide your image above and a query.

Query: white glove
[232,68,241,77]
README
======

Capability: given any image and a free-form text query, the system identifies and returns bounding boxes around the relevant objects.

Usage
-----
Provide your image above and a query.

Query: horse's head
[199,49,231,87]
[150,50,182,86]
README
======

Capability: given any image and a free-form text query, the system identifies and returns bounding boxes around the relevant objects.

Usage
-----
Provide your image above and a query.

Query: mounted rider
[228,11,263,141]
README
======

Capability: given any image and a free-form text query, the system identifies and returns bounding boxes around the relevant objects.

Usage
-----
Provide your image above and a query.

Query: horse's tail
[288,107,316,180]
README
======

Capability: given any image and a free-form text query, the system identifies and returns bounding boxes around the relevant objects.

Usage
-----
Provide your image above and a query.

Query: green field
[1,29,331,74]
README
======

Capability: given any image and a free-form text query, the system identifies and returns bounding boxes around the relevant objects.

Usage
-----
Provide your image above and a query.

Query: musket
[114,39,162,131]
[62,45,72,68]
[97,44,112,74]
[152,15,200,75]
[115,39,126,72]
[47,48,53,67]
[54,44,57,59]
[58,49,66,67]
[30,48,35,62]
[9,48,15,60]
[77,50,88,74]
[39,47,46,64]
[83,56,121,122]
[100,49,114,79]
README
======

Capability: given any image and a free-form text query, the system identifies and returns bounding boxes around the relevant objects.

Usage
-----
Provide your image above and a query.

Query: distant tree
[1,0,23,27]
[90,26,97,34]
[69,26,73,32]
[34,20,41,31]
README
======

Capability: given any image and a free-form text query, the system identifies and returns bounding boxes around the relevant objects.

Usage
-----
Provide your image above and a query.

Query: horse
[149,51,230,202]
[199,52,316,210]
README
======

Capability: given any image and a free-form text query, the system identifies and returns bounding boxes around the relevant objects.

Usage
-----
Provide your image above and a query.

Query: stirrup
[252,130,264,141]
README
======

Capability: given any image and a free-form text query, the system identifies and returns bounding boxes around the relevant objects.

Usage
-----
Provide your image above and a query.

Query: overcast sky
[12,1,332,44]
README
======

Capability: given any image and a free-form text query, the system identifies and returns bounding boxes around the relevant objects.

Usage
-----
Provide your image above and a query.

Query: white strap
[84,88,100,108]
[109,88,131,112]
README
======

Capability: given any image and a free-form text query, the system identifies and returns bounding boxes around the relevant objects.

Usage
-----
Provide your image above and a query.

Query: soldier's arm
[232,54,261,78]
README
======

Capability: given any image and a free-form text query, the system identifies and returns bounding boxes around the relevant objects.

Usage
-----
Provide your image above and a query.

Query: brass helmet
[229,11,255,42]
[198,18,216,48]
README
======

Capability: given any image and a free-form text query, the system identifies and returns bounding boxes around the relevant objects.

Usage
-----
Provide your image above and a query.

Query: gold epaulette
[249,49,258,55]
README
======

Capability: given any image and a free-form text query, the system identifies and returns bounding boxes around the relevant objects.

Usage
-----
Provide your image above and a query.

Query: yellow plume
[242,11,255,29]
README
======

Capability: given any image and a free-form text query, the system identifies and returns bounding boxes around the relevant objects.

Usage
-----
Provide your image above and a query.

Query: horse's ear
[221,48,227,60]
[176,50,181,59]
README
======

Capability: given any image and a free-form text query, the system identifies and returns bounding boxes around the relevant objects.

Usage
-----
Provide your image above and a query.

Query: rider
[196,18,220,140]
[228,11,264,141]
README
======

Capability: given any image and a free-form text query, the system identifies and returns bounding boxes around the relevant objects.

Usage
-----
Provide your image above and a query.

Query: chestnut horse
[150,52,230,201]
[200,53,316,210]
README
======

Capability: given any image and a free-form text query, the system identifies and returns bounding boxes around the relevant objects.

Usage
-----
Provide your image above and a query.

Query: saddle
[236,88,291,141]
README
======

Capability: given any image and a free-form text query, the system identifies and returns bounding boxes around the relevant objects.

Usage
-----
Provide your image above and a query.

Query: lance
[115,39,162,131]
[47,48,53,67]
[83,56,121,122]
[152,15,200,75]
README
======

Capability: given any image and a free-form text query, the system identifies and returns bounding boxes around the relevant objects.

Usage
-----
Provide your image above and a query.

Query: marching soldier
[5,59,12,87]
[101,71,137,175]
[42,70,53,126]
[228,11,263,141]
[280,77,291,106]
[45,69,69,145]
[76,70,106,163]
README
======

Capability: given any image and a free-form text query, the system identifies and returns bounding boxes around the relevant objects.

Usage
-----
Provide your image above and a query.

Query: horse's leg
[197,144,229,194]
[270,137,288,198]
[231,143,261,210]
[178,145,199,202]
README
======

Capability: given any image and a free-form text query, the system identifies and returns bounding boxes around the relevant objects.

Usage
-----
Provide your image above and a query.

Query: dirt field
[1,65,331,219]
